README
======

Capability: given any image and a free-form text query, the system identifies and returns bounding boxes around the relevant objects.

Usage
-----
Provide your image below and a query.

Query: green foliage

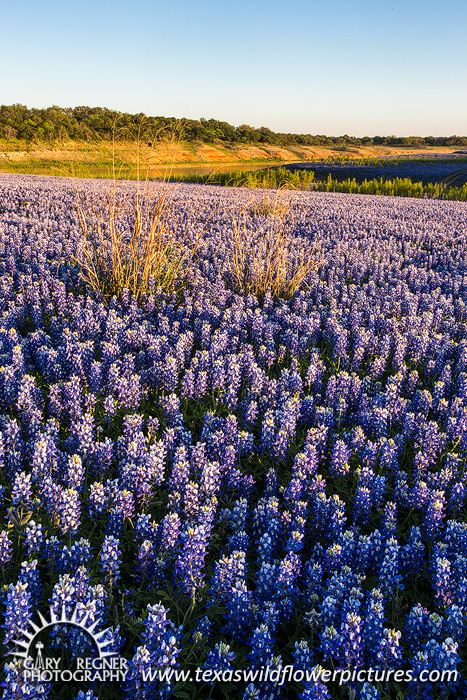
[168,167,315,190]
[169,168,467,201]
[313,174,467,200]
[2,103,467,148]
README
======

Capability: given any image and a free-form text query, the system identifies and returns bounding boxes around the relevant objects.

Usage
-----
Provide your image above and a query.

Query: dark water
[284,158,467,186]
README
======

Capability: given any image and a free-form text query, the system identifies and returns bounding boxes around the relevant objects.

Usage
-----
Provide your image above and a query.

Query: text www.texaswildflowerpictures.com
[139,665,459,686]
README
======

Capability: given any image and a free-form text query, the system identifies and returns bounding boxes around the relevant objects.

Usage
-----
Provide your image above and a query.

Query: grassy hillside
[0,138,464,180]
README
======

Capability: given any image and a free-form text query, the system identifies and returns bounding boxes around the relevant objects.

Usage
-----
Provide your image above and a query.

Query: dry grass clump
[248,190,292,218]
[75,181,200,303]
[226,191,321,301]
[73,118,203,303]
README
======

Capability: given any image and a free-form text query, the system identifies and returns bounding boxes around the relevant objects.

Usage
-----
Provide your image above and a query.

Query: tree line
[1,104,466,148]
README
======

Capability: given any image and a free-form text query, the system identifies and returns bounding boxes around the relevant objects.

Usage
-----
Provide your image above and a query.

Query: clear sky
[2,0,466,136]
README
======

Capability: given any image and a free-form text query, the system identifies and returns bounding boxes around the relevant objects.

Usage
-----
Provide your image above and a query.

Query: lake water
[149,162,287,176]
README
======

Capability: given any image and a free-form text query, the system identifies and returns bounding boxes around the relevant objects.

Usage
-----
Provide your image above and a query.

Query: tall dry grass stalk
[76,183,200,303]
[74,119,202,303]
[226,190,321,301]
[248,189,292,219]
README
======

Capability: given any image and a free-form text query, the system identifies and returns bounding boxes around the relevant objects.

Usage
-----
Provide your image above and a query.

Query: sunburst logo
[11,604,116,662]
[8,605,128,684]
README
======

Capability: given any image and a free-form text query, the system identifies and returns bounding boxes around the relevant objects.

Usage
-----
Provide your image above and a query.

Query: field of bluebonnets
[0,172,467,700]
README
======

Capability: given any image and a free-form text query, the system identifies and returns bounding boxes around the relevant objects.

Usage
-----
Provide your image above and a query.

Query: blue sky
[2,0,466,136]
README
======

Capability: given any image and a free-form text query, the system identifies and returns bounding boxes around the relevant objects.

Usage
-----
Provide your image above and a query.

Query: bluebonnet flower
[286,529,305,554]
[404,603,430,651]
[352,486,373,529]
[122,603,181,698]
[123,645,156,699]
[200,459,221,497]
[23,520,45,556]
[260,410,276,454]
[11,471,33,507]
[379,437,399,473]
[323,544,342,573]
[6,164,467,700]
[423,489,445,540]
[65,454,85,491]
[88,481,108,517]
[1,658,51,699]
[426,611,443,641]
[276,552,301,617]
[448,480,466,513]
[318,625,342,662]
[340,612,363,667]
[136,539,155,582]
[401,526,425,576]
[167,445,191,509]
[247,623,274,667]
[257,531,276,565]
[56,538,92,575]
[299,666,331,699]
[380,501,397,537]
[292,639,314,669]
[443,520,467,555]
[31,436,53,484]
[105,507,125,538]
[329,439,350,478]
[0,531,13,566]
[407,648,434,700]
[377,537,403,598]
[303,560,324,600]
[358,683,380,699]
[103,394,117,422]
[222,576,254,640]
[2,582,32,646]
[49,573,77,624]
[413,638,460,698]
[135,513,158,544]
[375,628,403,670]
[224,355,241,409]
[181,368,195,398]
[310,492,346,543]
[16,374,44,426]
[17,560,41,607]
[224,497,249,532]
[272,395,300,461]
[92,437,114,479]
[173,524,209,600]
[362,588,386,661]
[58,487,81,534]
[43,536,61,568]
[142,602,180,651]
[159,512,181,553]
[100,535,122,585]
[211,550,247,602]
[184,480,200,518]
[432,556,453,609]
[444,604,467,644]
[202,641,236,684]
[255,561,279,602]
[191,615,214,644]
[243,683,261,699]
